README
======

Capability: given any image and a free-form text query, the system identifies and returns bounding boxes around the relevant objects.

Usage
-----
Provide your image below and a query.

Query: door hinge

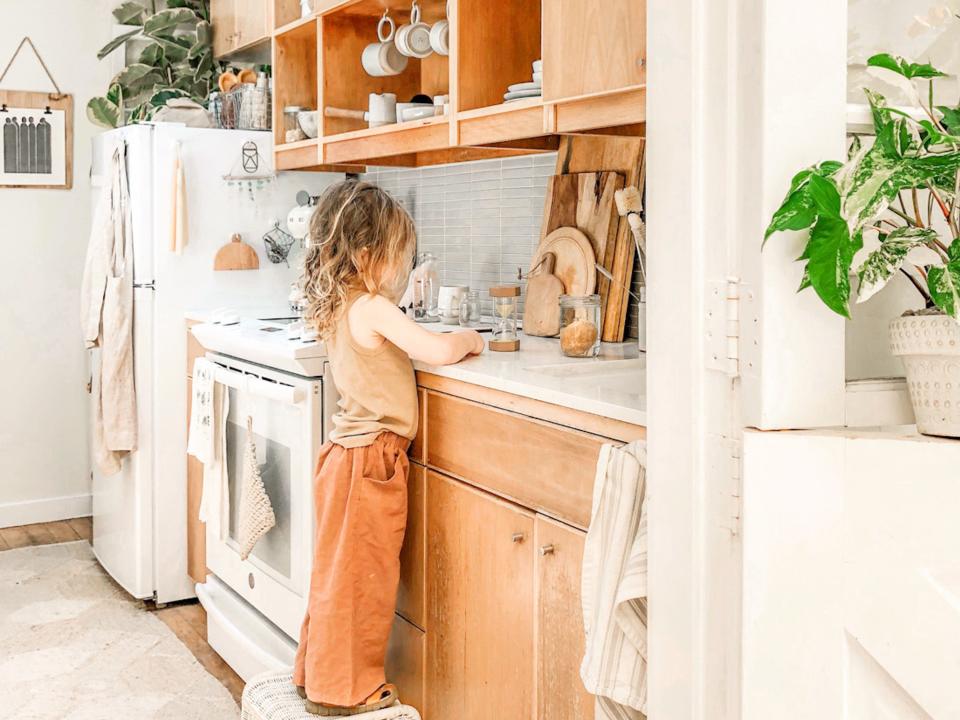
[719,437,743,535]
[706,277,756,378]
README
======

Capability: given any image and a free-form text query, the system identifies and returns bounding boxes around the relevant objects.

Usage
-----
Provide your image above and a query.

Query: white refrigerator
[89,124,340,604]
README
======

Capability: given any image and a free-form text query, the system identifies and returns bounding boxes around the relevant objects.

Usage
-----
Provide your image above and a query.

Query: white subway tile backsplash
[362,151,641,339]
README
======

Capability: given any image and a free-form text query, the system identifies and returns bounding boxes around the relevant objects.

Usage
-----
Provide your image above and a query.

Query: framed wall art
[0,38,73,189]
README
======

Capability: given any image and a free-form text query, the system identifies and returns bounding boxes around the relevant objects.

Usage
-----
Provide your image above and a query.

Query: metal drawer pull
[511,533,525,544]
[539,544,555,556]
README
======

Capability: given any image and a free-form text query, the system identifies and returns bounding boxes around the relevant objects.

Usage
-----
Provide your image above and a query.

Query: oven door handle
[214,367,306,405]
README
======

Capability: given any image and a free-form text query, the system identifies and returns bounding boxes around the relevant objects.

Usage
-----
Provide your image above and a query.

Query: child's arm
[350,294,485,365]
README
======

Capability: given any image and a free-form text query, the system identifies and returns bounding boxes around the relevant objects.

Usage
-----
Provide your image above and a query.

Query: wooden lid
[489,285,521,298]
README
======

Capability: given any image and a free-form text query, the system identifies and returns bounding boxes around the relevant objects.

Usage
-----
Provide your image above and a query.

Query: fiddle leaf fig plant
[87,0,220,128]
[766,52,960,320]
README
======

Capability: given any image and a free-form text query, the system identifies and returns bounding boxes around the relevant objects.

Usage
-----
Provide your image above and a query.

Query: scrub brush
[615,186,646,283]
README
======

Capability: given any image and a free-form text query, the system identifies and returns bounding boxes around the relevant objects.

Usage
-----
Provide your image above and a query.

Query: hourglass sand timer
[489,285,521,352]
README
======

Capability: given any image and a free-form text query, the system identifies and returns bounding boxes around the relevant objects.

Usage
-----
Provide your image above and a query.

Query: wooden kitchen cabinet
[425,471,536,720]
[386,613,426,711]
[542,0,646,103]
[212,0,270,58]
[536,515,594,720]
[268,0,645,168]
[186,323,208,584]
[397,463,426,629]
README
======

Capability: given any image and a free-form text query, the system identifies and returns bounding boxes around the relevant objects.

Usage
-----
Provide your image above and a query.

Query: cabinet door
[386,614,425,713]
[234,0,269,49]
[536,515,594,720]
[397,463,426,629]
[542,0,646,102]
[211,0,237,57]
[426,471,535,720]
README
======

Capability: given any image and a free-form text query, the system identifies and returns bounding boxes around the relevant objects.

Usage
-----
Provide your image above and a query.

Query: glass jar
[412,252,440,322]
[559,294,601,358]
[489,285,521,352]
[208,91,223,128]
[283,105,306,143]
[458,290,482,328]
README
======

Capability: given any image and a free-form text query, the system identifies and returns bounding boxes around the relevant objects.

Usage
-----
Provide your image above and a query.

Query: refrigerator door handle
[133,281,156,290]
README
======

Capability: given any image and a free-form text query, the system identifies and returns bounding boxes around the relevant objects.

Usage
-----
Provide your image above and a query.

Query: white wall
[0,0,113,527]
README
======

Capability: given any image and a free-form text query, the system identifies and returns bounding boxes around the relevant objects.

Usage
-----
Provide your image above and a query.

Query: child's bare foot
[304,683,398,716]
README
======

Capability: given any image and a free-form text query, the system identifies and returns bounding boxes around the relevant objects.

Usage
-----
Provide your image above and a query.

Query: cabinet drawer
[398,464,425,629]
[426,392,605,528]
[386,614,425,714]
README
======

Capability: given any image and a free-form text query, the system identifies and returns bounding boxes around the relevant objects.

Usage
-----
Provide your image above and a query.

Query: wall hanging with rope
[0,36,73,189]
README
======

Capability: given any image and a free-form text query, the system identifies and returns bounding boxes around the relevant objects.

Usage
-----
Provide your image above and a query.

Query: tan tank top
[327,294,418,448]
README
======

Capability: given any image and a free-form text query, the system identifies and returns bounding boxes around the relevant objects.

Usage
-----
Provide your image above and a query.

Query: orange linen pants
[293,432,410,707]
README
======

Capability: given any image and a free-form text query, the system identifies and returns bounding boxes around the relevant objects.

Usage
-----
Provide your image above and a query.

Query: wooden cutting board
[522,252,565,337]
[214,233,260,271]
[532,227,597,298]
[539,172,625,335]
[554,135,646,342]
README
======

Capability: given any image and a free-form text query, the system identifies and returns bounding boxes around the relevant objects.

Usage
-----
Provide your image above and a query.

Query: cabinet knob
[539,544,555,556]
[511,533,525,544]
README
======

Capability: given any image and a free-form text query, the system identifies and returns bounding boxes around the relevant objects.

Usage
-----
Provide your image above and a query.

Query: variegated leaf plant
[765,53,960,320]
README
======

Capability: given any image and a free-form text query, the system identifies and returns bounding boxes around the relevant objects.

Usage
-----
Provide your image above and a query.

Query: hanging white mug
[395,1,433,59]
[361,14,408,76]
[429,19,449,56]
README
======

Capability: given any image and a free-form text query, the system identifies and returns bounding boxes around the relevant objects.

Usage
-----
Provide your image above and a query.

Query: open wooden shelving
[269,0,646,169]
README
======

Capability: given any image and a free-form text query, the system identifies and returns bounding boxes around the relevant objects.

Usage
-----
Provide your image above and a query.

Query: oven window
[225,388,295,580]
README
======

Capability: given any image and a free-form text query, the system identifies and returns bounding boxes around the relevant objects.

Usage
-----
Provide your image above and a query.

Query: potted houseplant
[87,0,219,127]
[765,53,960,437]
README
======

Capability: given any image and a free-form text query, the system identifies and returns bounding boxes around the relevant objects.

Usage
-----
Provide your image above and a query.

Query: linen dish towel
[169,140,188,254]
[196,376,230,533]
[187,357,216,464]
[238,416,276,560]
[580,440,648,720]
[81,143,138,476]
[241,672,422,720]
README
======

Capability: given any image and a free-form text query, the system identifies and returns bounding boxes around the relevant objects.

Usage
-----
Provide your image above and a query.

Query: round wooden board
[532,227,597,296]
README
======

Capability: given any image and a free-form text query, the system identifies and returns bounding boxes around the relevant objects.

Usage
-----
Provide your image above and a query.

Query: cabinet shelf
[267,0,646,169]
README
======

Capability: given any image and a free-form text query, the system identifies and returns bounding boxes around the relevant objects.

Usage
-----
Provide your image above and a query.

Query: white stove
[191,316,327,377]
[190,312,335,681]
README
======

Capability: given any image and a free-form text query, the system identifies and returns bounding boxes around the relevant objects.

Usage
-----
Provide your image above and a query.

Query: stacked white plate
[504,59,543,102]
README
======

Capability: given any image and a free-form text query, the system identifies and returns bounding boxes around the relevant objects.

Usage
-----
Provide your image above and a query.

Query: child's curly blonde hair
[300,180,416,339]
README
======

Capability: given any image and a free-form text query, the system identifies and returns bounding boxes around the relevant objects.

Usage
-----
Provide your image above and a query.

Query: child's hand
[468,330,485,355]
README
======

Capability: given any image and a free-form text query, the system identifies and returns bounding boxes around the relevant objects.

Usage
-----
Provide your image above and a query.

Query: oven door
[204,354,322,639]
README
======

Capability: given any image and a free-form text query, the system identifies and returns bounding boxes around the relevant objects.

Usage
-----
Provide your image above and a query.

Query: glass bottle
[458,290,482,328]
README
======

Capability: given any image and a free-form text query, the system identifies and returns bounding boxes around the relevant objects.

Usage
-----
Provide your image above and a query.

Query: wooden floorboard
[2,517,245,705]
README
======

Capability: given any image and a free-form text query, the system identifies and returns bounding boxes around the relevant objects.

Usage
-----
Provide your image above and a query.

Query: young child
[293,180,483,716]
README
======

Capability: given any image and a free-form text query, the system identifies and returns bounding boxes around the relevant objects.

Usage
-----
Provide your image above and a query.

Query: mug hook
[377,11,396,42]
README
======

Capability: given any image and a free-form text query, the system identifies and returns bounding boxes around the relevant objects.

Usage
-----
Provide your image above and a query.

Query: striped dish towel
[241,672,421,720]
[580,441,648,720]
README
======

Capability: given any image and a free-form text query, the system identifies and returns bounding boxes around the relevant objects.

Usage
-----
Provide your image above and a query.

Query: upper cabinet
[268,0,647,170]
[212,0,271,58]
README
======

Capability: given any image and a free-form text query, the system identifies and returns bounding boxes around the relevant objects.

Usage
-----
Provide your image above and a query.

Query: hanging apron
[82,144,137,476]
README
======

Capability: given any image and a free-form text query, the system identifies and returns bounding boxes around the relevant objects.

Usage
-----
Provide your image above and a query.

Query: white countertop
[186,308,647,426]
[413,332,647,427]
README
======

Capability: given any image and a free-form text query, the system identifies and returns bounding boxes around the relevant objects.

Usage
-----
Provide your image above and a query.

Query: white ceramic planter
[889,314,960,437]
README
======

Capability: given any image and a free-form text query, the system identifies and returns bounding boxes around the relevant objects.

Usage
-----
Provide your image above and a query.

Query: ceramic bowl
[297,110,319,138]
[398,103,436,122]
